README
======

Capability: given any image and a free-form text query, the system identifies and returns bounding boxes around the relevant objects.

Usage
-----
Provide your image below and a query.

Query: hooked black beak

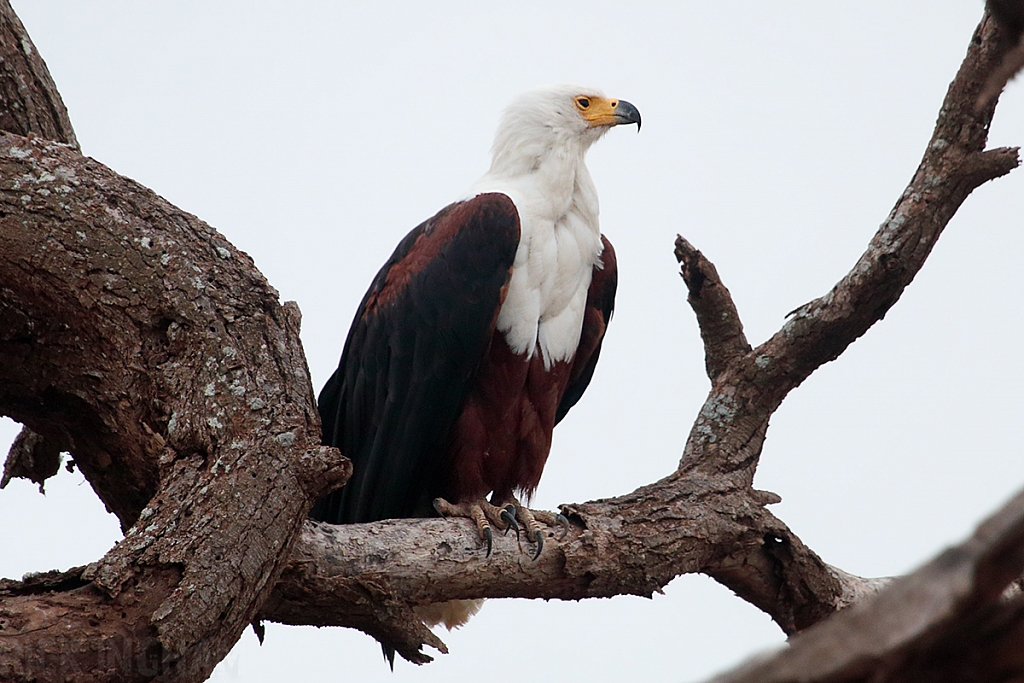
[614,99,641,131]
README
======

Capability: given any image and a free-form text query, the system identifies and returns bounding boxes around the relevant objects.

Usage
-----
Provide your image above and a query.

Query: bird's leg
[433,497,517,556]
[500,496,572,560]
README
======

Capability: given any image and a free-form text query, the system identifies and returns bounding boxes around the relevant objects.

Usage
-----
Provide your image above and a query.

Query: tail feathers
[414,598,485,630]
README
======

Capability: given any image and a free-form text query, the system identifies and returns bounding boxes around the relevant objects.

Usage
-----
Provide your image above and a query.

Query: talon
[434,497,506,555]
[555,513,571,540]
[531,529,544,560]
[500,506,520,537]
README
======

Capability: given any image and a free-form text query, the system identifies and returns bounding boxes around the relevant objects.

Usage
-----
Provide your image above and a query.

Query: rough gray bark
[0,12,351,677]
[0,1,76,149]
[0,1,1022,681]
[0,127,350,681]
[710,486,1024,683]
[0,422,64,492]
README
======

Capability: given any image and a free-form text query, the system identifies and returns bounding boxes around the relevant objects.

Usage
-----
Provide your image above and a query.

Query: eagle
[310,86,639,646]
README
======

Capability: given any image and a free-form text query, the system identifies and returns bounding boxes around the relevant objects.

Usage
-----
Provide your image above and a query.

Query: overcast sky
[2,2,1023,681]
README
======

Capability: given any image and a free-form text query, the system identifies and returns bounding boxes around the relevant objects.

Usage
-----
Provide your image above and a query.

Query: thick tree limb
[709,485,1024,683]
[258,479,879,664]
[0,132,350,682]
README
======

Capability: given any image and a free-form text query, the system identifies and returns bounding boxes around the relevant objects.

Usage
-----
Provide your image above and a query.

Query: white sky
[2,2,1022,681]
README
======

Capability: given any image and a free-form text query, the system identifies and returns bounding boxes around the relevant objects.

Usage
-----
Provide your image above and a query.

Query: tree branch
[657,9,1021,647]
[674,11,1019,487]
[757,14,1018,405]
[0,133,349,682]
[0,0,77,149]
[255,475,871,659]
[674,237,750,381]
[709,485,1024,683]
[0,425,65,492]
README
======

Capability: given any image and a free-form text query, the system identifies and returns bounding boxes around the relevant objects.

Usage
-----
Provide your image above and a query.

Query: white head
[487,85,641,179]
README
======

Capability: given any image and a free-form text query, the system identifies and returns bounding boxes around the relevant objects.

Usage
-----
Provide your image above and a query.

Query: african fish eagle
[311,84,639,616]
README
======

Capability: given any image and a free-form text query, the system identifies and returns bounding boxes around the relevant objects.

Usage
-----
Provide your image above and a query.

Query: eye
[575,97,590,110]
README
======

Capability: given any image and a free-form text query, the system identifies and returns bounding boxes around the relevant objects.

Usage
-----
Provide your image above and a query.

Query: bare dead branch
[708,486,1024,683]
[755,14,1019,406]
[674,236,751,381]
[254,475,878,657]
[676,12,1019,488]
[0,0,77,149]
[0,425,64,492]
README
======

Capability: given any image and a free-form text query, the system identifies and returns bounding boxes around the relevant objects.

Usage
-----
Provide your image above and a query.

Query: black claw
[555,513,571,540]
[500,507,520,537]
[531,529,543,561]
[484,526,493,557]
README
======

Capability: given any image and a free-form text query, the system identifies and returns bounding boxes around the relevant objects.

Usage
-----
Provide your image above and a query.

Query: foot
[433,497,518,556]
[433,496,570,558]
[497,496,572,560]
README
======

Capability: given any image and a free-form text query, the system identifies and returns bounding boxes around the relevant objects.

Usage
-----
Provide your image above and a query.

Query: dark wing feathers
[555,235,617,425]
[311,193,520,524]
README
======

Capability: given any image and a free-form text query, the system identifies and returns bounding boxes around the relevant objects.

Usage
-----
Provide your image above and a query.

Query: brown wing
[311,193,521,524]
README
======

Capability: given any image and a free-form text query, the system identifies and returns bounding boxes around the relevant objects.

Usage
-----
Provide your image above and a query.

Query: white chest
[465,140,604,367]
[482,168,602,366]
[497,211,601,366]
